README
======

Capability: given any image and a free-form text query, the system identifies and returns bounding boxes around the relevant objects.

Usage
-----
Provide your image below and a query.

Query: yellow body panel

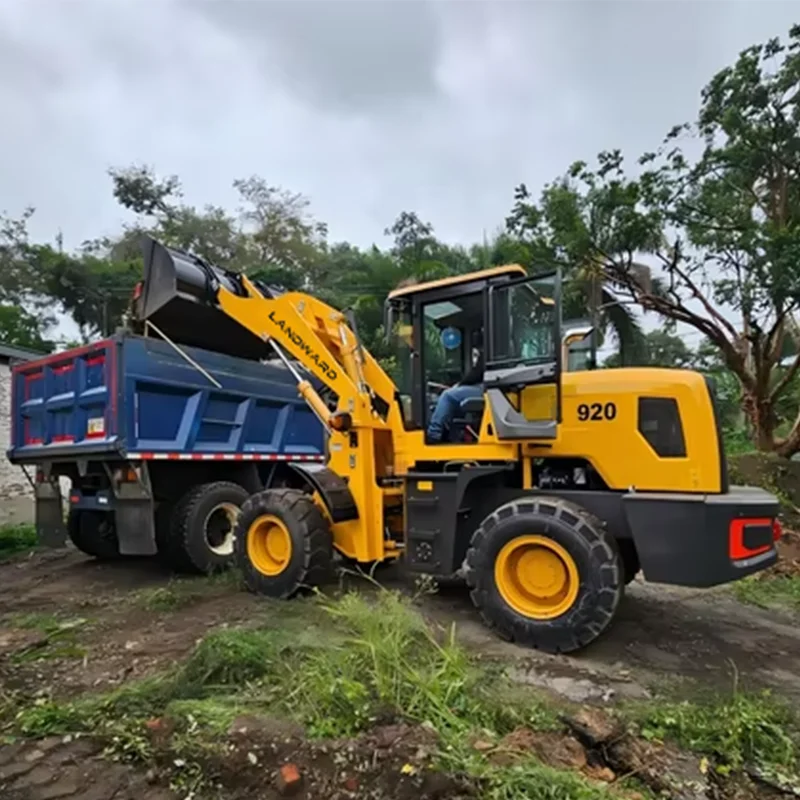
[520,368,722,492]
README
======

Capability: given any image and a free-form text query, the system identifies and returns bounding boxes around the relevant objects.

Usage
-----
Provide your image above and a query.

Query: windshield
[490,274,558,366]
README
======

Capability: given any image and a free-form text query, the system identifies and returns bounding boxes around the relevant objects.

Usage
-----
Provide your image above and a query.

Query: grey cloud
[186,0,444,115]
[0,0,798,261]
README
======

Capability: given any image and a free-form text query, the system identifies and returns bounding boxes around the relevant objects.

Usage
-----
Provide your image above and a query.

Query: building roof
[0,341,46,363]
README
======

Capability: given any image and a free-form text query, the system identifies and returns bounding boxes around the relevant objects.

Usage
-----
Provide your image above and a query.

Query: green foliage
[604,327,693,369]
[10,590,559,785]
[0,524,37,560]
[506,26,800,455]
[639,690,797,772]
[0,306,52,352]
[733,574,800,612]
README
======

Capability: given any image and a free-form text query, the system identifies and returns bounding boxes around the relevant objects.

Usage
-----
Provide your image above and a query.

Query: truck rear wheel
[66,509,120,560]
[167,481,249,574]
[464,497,623,654]
[234,488,332,598]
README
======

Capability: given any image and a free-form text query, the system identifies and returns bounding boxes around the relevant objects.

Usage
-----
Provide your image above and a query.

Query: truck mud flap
[35,482,67,548]
[114,484,157,556]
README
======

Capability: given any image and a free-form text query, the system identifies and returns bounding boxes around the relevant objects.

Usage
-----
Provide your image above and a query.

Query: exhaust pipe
[134,237,270,361]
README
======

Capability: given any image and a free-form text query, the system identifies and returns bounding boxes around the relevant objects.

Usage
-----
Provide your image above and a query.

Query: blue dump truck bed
[9,332,325,464]
[7,333,327,570]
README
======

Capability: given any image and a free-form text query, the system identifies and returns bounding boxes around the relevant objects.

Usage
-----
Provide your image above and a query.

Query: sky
[1,0,798,346]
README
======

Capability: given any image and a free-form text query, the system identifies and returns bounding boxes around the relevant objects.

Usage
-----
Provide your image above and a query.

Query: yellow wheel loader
[137,237,782,653]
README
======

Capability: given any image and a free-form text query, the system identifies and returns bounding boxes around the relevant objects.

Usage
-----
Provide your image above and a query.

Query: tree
[505,182,646,365]
[604,328,693,369]
[506,26,800,455]
[0,305,53,352]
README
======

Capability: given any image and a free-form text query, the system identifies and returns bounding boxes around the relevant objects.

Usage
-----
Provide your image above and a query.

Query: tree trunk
[741,388,778,453]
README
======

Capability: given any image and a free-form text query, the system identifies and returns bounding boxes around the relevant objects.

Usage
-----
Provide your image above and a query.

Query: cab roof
[386,264,527,301]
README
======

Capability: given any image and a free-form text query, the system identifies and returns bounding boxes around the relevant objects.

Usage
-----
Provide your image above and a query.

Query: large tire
[166,482,249,574]
[67,509,120,560]
[464,496,623,654]
[233,488,332,598]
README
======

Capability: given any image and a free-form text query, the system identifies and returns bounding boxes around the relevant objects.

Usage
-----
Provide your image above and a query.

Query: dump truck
[114,235,781,654]
[6,306,327,574]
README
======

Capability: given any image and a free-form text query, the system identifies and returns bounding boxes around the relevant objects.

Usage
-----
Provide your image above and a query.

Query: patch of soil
[0,737,173,800]
[0,548,263,702]
[772,531,800,576]
[165,720,473,800]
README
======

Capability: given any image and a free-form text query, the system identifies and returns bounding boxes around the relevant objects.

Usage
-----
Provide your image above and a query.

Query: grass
[7,587,799,798]
[8,589,604,797]
[133,570,244,612]
[0,523,37,560]
[636,687,798,774]
[732,573,800,612]
[4,611,90,664]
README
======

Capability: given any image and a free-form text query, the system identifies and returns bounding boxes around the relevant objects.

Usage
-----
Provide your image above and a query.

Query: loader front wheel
[464,497,623,654]
[234,488,333,598]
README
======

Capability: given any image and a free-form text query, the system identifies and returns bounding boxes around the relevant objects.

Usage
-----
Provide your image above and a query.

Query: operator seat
[451,395,485,442]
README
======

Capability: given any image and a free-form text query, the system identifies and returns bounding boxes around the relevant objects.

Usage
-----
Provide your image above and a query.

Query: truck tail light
[773,519,783,543]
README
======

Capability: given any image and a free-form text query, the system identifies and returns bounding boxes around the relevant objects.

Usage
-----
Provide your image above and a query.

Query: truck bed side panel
[8,334,326,464]
[122,336,324,458]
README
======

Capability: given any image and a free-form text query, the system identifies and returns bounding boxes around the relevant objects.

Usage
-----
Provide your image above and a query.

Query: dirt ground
[1,541,799,800]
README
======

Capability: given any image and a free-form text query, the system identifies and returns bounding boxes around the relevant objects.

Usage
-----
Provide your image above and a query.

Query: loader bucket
[135,237,270,361]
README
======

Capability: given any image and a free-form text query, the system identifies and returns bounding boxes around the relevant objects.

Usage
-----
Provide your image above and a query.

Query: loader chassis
[117,239,782,653]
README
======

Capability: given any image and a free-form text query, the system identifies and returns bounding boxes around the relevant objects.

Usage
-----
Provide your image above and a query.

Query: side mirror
[562,325,594,371]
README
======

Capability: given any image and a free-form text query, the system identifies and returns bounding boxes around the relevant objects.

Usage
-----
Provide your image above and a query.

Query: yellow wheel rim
[246,515,293,576]
[494,535,580,620]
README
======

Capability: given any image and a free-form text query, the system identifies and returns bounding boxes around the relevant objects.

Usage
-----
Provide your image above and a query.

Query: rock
[276,763,302,796]
[563,707,623,746]
[35,775,80,799]
[369,723,415,749]
[585,765,616,782]
[494,728,587,770]
[228,715,304,740]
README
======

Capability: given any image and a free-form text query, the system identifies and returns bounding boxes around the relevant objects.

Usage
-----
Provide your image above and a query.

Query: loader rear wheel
[464,497,623,654]
[67,509,120,560]
[234,488,332,598]
[167,481,249,574]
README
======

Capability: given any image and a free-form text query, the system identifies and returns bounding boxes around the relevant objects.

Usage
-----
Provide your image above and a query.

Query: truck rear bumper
[624,486,780,587]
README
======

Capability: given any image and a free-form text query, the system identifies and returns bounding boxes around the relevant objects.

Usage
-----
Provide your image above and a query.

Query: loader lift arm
[216,279,397,433]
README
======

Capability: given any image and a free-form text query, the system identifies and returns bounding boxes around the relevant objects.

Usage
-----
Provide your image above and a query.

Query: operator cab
[384,266,568,444]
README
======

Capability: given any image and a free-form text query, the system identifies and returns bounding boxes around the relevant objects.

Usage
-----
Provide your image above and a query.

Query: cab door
[484,270,563,440]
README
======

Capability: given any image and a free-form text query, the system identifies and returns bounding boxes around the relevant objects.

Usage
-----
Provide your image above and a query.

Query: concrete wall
[0,359,35,525]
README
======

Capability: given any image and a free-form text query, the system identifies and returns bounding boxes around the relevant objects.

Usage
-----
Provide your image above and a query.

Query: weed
[180,627,288,688]
[135,569,245,612]
[479,761,613,800]
[0,524,37,560]
[733,573,800,612]
[6,613,90,664]
[137,585,187,612]
[638,688,797,772]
